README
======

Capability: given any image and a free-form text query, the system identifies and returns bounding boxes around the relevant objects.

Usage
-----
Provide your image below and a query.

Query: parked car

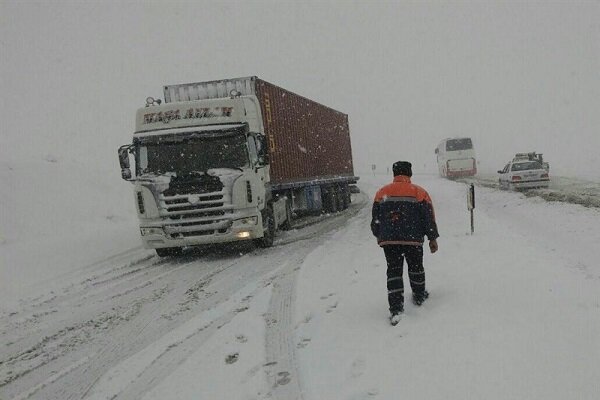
[498,160,550,190]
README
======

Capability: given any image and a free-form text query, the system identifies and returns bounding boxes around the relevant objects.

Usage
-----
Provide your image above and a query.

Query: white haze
[1,1,599,180]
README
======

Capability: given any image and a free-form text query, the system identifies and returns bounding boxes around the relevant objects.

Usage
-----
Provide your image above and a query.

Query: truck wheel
[321,191,330,213]
[341,186,350,210]
[336,186,345,211]
[279,199,293,231]
[255,207,275,248]
[323,188,338,213]
[156,247,183,257]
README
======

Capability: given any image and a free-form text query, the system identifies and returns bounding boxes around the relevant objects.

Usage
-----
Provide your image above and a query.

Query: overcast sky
[1,1,599,178]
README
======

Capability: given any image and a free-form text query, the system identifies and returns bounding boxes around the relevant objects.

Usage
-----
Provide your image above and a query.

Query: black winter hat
[393,161,412,177]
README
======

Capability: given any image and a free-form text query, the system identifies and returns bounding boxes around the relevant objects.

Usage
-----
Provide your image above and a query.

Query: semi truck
[118,76,359,256]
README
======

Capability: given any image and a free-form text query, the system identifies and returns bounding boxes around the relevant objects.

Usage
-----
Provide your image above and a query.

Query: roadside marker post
[467,184,475,234]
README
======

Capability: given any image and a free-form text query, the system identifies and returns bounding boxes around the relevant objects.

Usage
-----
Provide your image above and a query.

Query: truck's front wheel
[156,247,183,257]
[255,207,275,248]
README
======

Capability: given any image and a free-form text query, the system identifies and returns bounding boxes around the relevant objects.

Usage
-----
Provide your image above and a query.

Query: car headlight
[140,227,164,236]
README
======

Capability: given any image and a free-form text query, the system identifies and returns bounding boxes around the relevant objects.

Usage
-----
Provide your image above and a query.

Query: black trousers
[383,245,426,313]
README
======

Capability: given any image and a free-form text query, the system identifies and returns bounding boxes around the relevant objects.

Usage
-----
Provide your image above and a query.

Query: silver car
[498,160,550,190]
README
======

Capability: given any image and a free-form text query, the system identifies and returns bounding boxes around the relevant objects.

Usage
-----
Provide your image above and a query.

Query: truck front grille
[137,192,145,214]
[159,190,233,238]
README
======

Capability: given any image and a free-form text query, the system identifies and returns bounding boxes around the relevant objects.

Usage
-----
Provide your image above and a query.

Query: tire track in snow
[2,252,247,399]
[264,194,368,400]
[2,194,368,400]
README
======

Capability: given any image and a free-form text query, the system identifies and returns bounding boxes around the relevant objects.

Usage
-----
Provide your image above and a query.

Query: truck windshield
[137,133,249,175]
[446,138,473,151]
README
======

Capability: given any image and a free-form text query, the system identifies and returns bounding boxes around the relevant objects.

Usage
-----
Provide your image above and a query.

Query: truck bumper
[139,211,263,249]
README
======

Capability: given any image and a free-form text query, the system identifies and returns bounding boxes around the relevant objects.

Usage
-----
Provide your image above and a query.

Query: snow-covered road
[1,173,599,400]
[0,189,366,400]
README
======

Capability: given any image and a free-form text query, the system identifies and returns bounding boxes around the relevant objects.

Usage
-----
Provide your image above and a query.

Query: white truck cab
[119,95,282,256]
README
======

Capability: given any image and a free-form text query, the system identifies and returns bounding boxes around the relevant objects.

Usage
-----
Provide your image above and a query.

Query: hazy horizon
[2,1,598,179]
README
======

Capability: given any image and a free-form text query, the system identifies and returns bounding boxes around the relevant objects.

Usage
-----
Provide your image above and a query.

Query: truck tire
[156,247,183,257]
[279,199,293,231]
[341,185,350,210]
[255,207,275,248]
[336,186,345,211]
[323,188,338,213]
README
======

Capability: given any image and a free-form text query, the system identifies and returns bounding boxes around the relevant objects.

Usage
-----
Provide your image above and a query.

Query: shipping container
[164,77,356,188]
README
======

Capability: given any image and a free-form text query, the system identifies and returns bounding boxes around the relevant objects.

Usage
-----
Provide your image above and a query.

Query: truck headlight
[140,227,164,236]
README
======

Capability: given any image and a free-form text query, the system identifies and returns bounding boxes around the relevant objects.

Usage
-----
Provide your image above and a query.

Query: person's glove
[429,239,438,254]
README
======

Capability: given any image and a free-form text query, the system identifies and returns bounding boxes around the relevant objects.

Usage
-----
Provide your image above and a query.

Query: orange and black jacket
[371,175,439,246]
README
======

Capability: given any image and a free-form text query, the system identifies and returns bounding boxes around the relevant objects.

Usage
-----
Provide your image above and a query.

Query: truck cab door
[247,134,269,206]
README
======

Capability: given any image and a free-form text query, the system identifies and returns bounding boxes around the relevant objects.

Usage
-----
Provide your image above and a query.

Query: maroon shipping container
[253,78,354,185]
[163,76,357,187]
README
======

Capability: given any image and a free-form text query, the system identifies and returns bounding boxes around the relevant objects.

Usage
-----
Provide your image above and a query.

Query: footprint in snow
[297,338,311,349]
[242,364,261,382]
[275,371,291,386]
[326,301,339,313]
[350,357,366,378]
[347,388,380,399]
[320,293,336,300]
[225,352,239,364]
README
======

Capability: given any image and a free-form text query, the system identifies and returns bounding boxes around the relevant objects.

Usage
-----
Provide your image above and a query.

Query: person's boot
[389,305,404,326]
[412,290,429,306]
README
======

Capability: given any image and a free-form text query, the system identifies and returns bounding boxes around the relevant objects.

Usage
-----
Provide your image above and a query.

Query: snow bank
[0,158,141,308]
[293,174,600,400]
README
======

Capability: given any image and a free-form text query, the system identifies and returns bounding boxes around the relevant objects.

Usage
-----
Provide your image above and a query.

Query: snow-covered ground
[1,162,599,400]
[0,158,140,309]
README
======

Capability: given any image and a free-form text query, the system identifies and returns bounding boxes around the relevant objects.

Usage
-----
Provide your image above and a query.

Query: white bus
[435,137,477,178]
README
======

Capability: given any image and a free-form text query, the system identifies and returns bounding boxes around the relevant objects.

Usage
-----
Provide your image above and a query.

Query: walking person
[371,161,439,325]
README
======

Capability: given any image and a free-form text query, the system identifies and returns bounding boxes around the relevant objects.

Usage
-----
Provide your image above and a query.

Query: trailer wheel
[323,188,338,213]
[279,199,293,231]
[341,186,350,210]
[255,207,275,248]
[156,247,183,257]
[336,186,345,211]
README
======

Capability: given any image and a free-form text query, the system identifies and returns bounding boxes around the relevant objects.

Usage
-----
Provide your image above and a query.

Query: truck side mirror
[118,145,133,180]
